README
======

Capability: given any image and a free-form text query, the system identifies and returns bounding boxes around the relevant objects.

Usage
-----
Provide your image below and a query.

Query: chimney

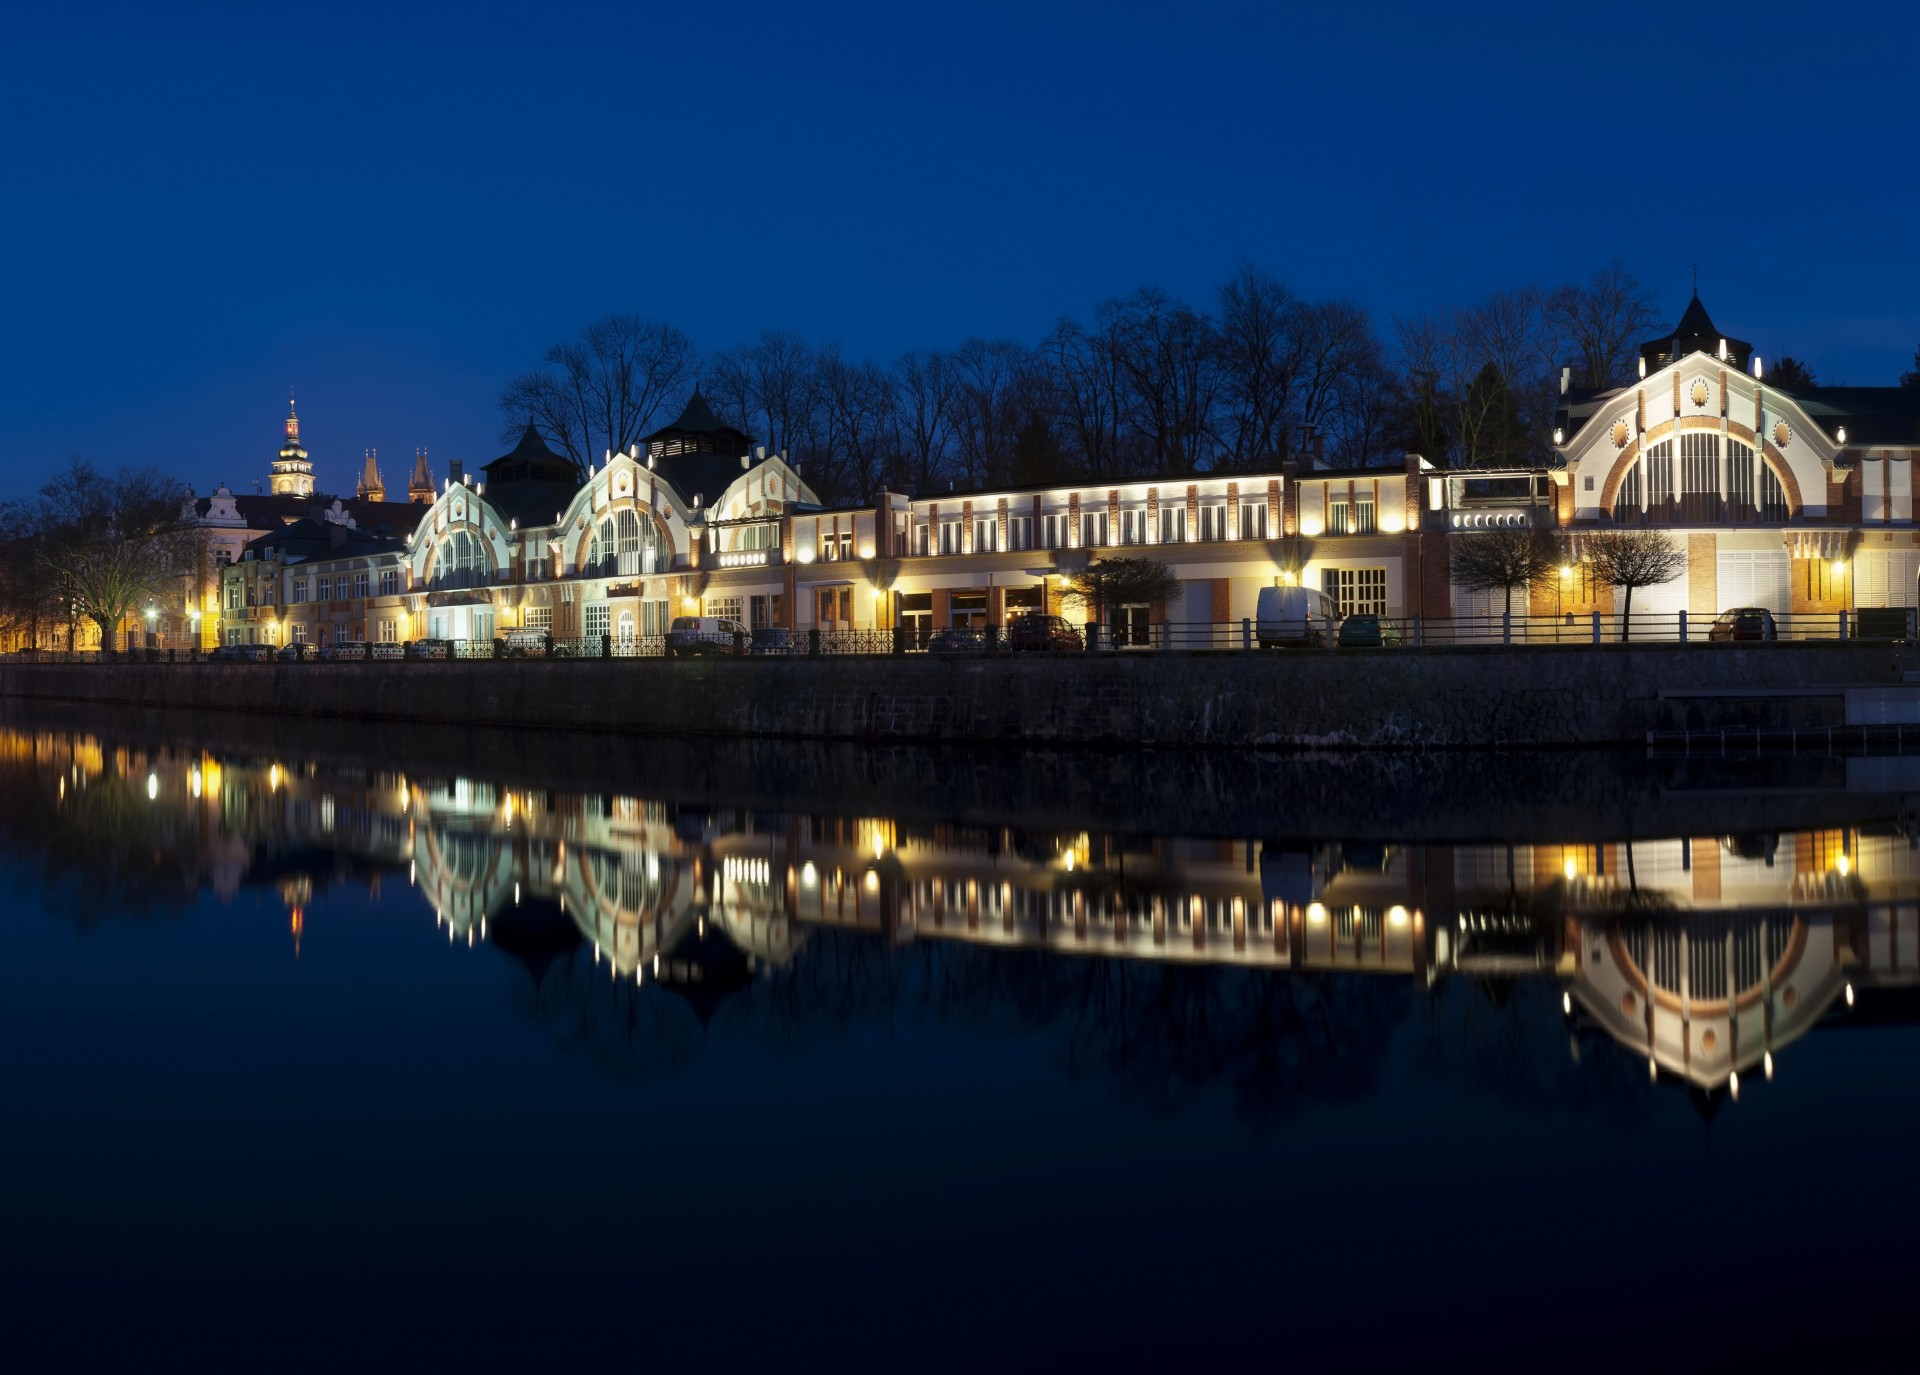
[448,459,464,486]
[1560,367,1571,395]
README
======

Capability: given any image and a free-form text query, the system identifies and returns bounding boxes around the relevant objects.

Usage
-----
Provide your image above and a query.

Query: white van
[1256,585,1338,648]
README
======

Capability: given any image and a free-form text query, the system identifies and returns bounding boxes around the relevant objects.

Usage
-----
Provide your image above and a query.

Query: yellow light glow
[1728,1070,1740,1100]
[863,870,880,894]
[1563,856,1578,880]
[190,767,203,799]
[1845,982,1855,1006]
[269,763,282,791]
[1307,903,1327,924]
[1559,565,1573,579]
[146,773,158,801]
[1278,570,1297,585]
[796,548,815,564]
[1763,1051,1774,1080]
[1063,850,1075,872]
[1300,519,1324,538]
[681,596,699,613]
[1836,853,1852,877]
[1831,560,1847,577]
[1387,906,1409,927]
[1562,991,1572,1015]
[858,543,875,559]
[1378,514,1405,534]
[801,862,818,887]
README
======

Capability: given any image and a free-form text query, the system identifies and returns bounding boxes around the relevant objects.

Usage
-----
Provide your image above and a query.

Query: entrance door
[1110,604,1150,647]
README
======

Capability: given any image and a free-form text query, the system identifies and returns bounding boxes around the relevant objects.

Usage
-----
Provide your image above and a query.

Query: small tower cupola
[270,394,315,496]
[1639,291,1752,375]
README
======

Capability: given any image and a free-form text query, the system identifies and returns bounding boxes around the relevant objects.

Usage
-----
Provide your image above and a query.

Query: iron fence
[6,606,1915,666]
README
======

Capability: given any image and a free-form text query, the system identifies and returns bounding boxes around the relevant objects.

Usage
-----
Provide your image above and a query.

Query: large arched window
[434,530,488,589]
[615,509,642,574]
[1614,435,1790,526]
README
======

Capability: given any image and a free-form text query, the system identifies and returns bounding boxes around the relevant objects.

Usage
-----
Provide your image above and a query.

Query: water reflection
[4,722,1917,1108]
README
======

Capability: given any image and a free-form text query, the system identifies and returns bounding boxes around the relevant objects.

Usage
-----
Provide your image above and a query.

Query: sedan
[1336,615,1402,648]
[1708,608,1777,642]
[275,642,319,662]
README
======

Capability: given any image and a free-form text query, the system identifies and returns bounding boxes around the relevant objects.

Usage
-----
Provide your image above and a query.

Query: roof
[237,516,405,565]
[477,425,584,526]
[1640,291,1752,372]
[1792,387,1920,446]
[195,491,430,539]
[640,387,743,443]
[483,424,575,479]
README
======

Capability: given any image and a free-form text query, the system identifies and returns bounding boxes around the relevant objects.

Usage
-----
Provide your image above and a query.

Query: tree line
[498,261,1711,504]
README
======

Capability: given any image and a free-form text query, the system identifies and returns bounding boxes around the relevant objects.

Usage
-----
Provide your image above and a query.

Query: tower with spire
[357,448,386,503]
[270,396,315,496]
[407,447,434,503]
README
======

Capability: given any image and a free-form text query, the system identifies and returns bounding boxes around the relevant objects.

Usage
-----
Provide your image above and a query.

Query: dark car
[1007,613,1084,652]
[1335,614,1401,648]
[275,642,319,662]
[927,627,985,654]
[1708,608,1777,642]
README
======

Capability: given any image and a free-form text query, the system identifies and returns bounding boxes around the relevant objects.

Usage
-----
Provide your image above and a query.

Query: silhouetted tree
[1064,556,1183,626]
[1449,526,1557,618]
[1900,345,1920,389]
[1582,528,1686,641]
[1768,356,1817,391]
[500,314,698,480]
[1543,261,1660,389]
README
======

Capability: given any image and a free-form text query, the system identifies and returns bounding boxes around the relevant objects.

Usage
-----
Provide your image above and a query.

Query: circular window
[1690,379,1710,408]
[1772,421,1792,448]
[1610,419,1631,449]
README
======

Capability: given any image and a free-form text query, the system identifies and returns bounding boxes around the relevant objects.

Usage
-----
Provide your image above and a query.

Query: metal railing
[5,607,1915,666]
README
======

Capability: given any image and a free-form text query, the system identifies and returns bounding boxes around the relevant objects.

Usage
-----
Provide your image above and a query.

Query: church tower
[270,396,315,496]
[407,447,434,503]
[357,448,386,503]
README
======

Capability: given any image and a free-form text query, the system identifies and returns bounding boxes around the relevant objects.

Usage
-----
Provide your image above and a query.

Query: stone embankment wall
[1,643,1910,748]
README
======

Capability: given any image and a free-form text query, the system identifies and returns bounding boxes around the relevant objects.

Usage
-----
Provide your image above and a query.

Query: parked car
[1007,613,1084,652]
[1256,585,1338,648]
[370,641,406,660]
[208,644,242,662]
[275,642,319,662]
[749,626,794,656]
[320,641,369,661]
[667,616,747,657]
[406,639,450,660]
[1708,607,1777,642]
[235,643,273,662]
[500,628,550,658]
[928,626,986,653]
[1336,614,1402,648]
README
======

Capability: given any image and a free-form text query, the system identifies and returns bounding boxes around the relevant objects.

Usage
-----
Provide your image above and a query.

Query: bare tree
[949,338,1035,489]
[1902,345,1920,390]
[1215,264,1299,469]
[1543,261,1660,390]
[1063,556,1182,626]
[1039,318,1127,481]
[499,314,697,479]
[1100,287,1222,476]
[1581,529,1686,641]
[1449,526,1558,618]
[891,349,959,493]
[14,458,191,652]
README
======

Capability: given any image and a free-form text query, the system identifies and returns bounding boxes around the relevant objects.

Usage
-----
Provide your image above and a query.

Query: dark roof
[655,451,752,508]
[196,492,430,539]
[238,516,405,565]
[1640,291,1752,372]
[483,424,574,478]
[640,387,743,443]
[1792,387,1920,446]
[477,425,584,526]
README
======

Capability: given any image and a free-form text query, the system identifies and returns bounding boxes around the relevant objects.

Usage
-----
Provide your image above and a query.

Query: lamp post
[144,602,157,650]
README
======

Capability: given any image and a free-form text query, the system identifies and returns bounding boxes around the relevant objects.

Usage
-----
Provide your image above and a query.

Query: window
[436,530,486,588]
[975,518,997,553]
[817,587,851,624]
[1329,499,1348,534]
[1081,510,1110,548]
[1240,503,1268,540]
[1324,567,1388,616]
[1007,515,1033,551]
[353,573,369,599]
[1760,460,1789,521]
[317,577,332,600]
[226,584,241,611]
[1680,433,1719,522]
[291,624,307,643]
[584,604,610,640]
[379,569,400,597]
[615,509,643,574]
[1121,509,1146,545]
[377,619,398,642]
[1199,504,1226,541]
[521,606,552,631]
[914,523,930,556]
[291,579,308,604]
[1646,439,1674,507]
[749,593,783,629]
[939,520,962,555]
[707,596,743,624]
[617,609,636,644]
[1043,513,1069,549]
[1160,506,1186,543]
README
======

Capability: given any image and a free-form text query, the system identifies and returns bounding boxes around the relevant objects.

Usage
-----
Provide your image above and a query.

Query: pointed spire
[407,446,434,504]
[285,393,301,446]
[358,447,386,503]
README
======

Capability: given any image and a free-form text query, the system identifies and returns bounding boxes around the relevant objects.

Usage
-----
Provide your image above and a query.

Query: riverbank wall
[2,643,1911,749]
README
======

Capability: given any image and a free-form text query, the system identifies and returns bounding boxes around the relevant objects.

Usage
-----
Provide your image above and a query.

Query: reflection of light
[801,862,817,887]
[1561,991,1572,1016]
[864,870,880,894]
[1307,903,1326,924]
[1648,1059,1658,1082]
[269,763,282,791]
[1835,853,1851,877]
[1845,982,1855,1007]
[1831,560,1847,578]
[1763,1051,1774,1080]
[1563,856,1577,881]
[146,773,158,801]
[1063,850,1075,872]
[190,767,202,799]
[1387,906,1409,927]
[1728,1070,1740,1100]
[513,882,521,906]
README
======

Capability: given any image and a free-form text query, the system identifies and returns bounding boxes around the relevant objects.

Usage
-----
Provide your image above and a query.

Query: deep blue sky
[3,0,1915,499]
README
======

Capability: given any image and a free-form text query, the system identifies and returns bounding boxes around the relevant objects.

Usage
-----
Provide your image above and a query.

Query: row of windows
[911,504,1281,555]
[1614,438,1789,522]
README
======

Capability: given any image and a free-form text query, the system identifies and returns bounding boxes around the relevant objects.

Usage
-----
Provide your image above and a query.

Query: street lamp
[144,602,157,650]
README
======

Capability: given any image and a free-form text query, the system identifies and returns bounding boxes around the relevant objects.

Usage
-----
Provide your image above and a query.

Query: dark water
[3,703,1918,1369]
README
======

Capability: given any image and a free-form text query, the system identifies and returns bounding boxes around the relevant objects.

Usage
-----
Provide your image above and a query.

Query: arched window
[617,609,636,643]
[434,530,488,588]
[616,510,642,574]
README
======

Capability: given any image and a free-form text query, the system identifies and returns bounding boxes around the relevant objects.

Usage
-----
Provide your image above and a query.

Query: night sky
[4,0,1915,497]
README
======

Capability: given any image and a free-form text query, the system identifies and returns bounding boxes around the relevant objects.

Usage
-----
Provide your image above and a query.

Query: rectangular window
[1240,503,1268,540]
[707,596,742,624]
[1081,511,1110,548]
[292,579,308,604]
[1007,516,1033,551]
[317,577,332,600]
[1646,440,1675,506]
[291,624,307,643]
[1043,513,1068,549]
[354,573,369,599]
[377,619,398,642]
[1199,504,1226,541]
[585,604,610,640]
[1351,498,1376,535]
[379,570,400,597]
[1324,567,1389,616]
[1680,433,1720,522]
[521,606,552,631]
[1122,509,1146,545]
[1159,506,1187,543]
[914,523,930,556]
[817,587,851,624]
[1328,499,1349,534]
[975,518,997,553]
[939,521,962,555]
